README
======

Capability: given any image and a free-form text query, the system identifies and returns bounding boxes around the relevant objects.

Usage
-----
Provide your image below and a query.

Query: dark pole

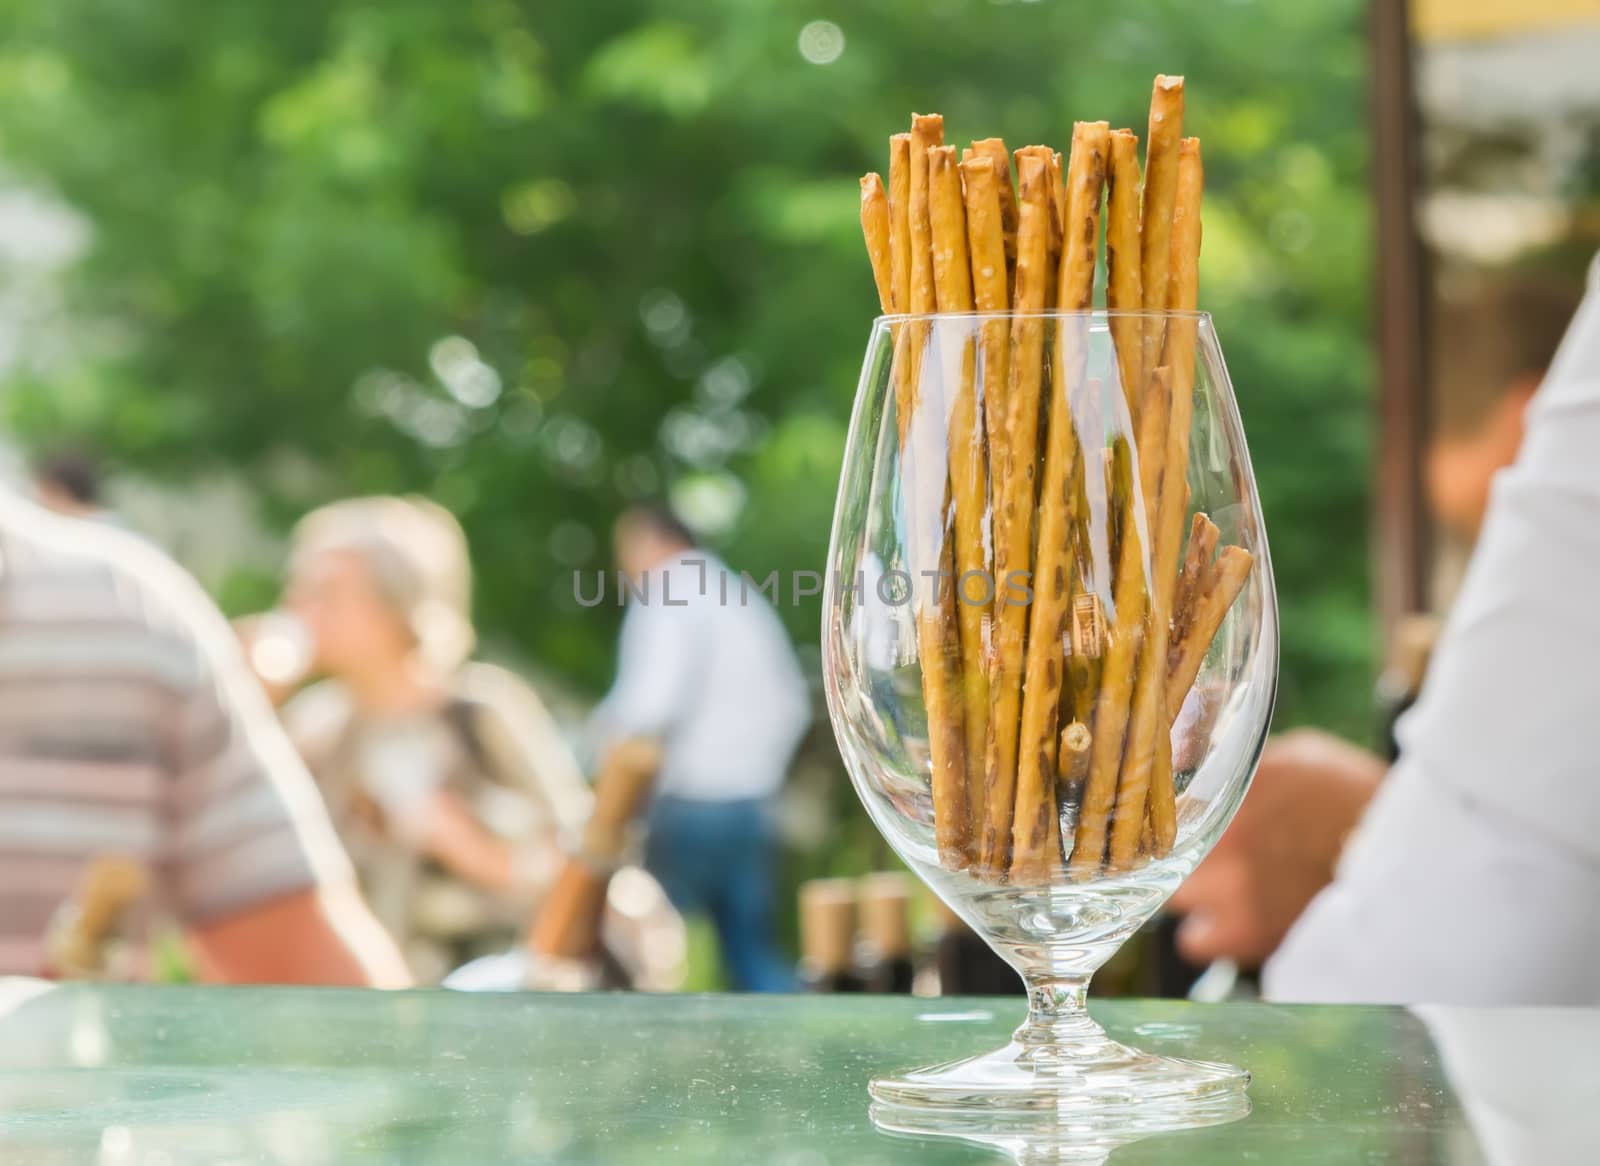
[1370,0,1431,643]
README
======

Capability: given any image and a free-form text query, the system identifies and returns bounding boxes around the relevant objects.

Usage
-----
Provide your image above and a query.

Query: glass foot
[869,1036,1249,1116]
[870,1031,1249,1164]
[872,1076,1249,1165]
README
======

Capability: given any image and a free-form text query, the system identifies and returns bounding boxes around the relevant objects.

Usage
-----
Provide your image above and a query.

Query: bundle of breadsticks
[858,76,1254,880]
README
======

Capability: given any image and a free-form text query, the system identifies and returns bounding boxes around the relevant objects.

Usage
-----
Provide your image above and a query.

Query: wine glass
[821,310,1277,1120]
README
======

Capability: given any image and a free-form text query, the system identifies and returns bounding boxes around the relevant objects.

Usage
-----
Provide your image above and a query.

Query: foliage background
[0,0,1375,933]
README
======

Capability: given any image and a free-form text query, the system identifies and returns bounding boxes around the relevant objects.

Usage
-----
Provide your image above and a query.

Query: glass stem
[1016,975,1105,1049]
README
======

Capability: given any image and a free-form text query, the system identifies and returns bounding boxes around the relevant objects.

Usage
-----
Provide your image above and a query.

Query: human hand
[1169,728,1385,968]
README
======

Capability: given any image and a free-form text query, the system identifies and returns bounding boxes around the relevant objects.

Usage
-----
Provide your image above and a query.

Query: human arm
[163,571,408,985]
[1262,268,1600,1004]
[1168,728,1384,966]
[347,746,540,901]
[189,884,409,987]
[379,670,593,899]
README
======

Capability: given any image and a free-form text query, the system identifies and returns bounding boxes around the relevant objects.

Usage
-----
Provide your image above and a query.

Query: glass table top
[0,979,1592,1164]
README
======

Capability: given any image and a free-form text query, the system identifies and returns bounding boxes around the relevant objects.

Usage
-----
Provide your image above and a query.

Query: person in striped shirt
[0,489,407,985]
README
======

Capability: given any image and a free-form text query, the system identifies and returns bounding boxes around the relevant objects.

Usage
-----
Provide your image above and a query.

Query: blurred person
[0,488,407,985]
[1425,278,1579,555]
[32,446,116,524]
[1171,263,1600,1004]
[592,504,811,992]
[1173,278,1578,977]
[271,496,609,983]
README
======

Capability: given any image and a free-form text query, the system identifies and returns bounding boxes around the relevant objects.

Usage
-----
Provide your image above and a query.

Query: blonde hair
[290,496,476,672]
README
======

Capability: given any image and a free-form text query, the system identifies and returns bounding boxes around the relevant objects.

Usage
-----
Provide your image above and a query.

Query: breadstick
[1149,725,1176,855]
[1046,148,1065,311]
[1067,598,1104,728]
[1166,544,1253,724]
[978,150,1052,876]
[903,113,942,464]
[1135,524,1190,864]
[1157,138,1204,526]
[888,134,911,315]
[859,174,894,315]
[1140,76,1185,409]
[877,116,970,868]
[1071,386,1111,632]
[961,153,1011,478]
[1113,492,1190,863]
[1049,150,1067,250]
[908,114,942,320]
[1135,136,1206,857]
[1060,720,1093,841]
[1108,636,1164,866]
[1172,512,1220,648]
[1109,139,1203,867]
[1056,127,1106,313]
[1080,116,1167,870]
[892,118,940,468]
[1166,513,1216,831]
[1105,364,1178,869]
[1059,721,1093,794]
[1011,123,1107,883]
[1016,146,1065,311]
[969,138,1019,260]
[963,156,1013,808]
[1153,544,1251,858]
[914,116,972,867]
[1105,129,1144,422]
[923,540,972,867]
[899,117,940,456]
[1046,155,1064,341]
[1064,140,1106,434]
[930,145,990,835]
[1062,494,1103,741]
[887,134,916,448]
[1070,376,1169,873]
[1014,146,1065,253]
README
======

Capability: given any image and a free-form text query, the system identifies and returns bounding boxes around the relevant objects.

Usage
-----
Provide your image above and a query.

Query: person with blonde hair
[261,496,608,982]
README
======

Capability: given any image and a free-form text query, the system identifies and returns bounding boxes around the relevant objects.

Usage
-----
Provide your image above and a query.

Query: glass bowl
[821,309,1277,1120]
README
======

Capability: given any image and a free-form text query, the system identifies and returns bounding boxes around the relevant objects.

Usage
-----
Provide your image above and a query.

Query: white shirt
[1266,263,1600,1005]
[592,551,811,802]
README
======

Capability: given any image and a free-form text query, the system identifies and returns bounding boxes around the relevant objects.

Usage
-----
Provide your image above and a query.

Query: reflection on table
[1,979,1592,1164]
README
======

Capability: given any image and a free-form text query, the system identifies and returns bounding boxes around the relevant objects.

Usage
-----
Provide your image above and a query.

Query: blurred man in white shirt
[591,505,810,991]
[1174,260,1600,1005]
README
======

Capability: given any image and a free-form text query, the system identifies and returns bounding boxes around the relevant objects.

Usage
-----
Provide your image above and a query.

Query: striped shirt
[0,494,352,974]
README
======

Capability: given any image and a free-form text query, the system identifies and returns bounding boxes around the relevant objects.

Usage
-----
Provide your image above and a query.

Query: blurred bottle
[855,872,916,993]
[798,878,864,992]
[526,739,659,987]
[932,900,1023,996]
[45,856,148,980]
[1376,614,1440,762]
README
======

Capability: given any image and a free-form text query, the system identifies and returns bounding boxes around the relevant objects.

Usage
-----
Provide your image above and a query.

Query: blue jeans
[644,795,795,992]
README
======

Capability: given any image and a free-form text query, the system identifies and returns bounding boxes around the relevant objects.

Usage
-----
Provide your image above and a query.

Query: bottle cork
[1389,614,1440,697]
[798,878,857,976]
[857,872,913,959]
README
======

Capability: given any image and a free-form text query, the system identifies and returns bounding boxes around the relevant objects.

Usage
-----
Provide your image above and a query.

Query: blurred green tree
[0,0,1372,738]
